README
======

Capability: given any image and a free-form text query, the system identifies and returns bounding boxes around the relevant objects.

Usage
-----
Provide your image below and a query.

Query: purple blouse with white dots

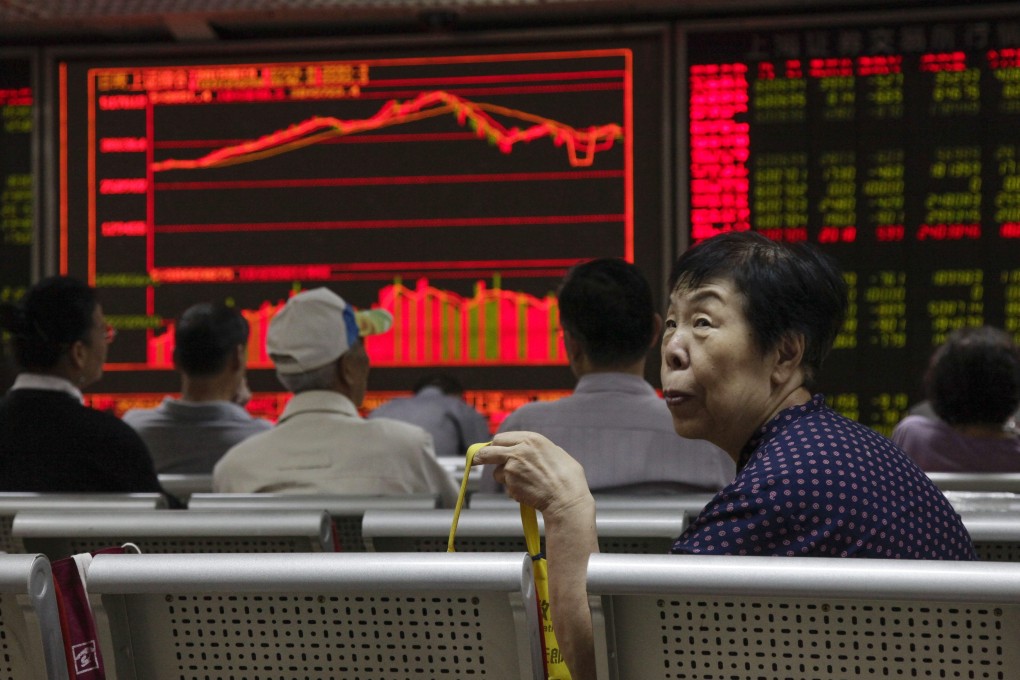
[671,394,977,559]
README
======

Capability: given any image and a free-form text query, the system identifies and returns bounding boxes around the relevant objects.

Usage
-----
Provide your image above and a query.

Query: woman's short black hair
[558,257,657,367]
[926,326,1020,426]
[0,276,98,370]
[669,231,848,388]
[173,302,250,377]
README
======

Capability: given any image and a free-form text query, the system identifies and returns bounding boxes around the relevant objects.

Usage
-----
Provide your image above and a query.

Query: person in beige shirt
[213,287,458,507]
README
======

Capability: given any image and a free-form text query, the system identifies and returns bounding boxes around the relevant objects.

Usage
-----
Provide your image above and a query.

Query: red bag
[51,544,138,678]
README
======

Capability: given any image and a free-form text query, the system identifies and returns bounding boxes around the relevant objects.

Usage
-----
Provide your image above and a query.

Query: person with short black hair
[479,257,733,494]
[893,326,1020,471]
[123,302,271,473]
[0,276,172,500]
[473,232,976,679]
[368,372,491,457]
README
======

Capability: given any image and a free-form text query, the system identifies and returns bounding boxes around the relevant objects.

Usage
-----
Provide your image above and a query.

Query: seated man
[479,257,734,495]
[213,287,458,506]
[123,302,271,474]
[368,373,491,457]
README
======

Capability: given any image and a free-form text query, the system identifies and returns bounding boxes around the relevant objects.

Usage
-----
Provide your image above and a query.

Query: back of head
[268,287,361,395]
[669,231,848,388]
[926,326,1020,426]
[173,302,249,377]
[0,276,97,371]
[558,258,656,368]
[413,372,464,396]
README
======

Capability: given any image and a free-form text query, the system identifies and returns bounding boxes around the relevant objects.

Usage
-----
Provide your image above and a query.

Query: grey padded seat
[927,472,1020,493]
[469,492,715,518]
[13,508,335,559]
[961,511,1020,562]
[363,508,686,554]
[156,474,212,504]
[0,553,67,680]
[0,493,165,552]
[587,552,1020,680]
[85,551,544,680]
[187,493,439,552]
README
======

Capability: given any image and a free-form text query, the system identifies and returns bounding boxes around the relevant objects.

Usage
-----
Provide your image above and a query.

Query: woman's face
[660,278,777,458]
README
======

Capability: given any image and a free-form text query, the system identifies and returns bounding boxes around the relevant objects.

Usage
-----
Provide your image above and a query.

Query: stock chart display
[0,55,33,305]
[57,33,667,423]
[687,14,1020,433]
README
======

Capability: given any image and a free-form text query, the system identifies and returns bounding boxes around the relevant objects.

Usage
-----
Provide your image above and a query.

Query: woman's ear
[772,331,806,385]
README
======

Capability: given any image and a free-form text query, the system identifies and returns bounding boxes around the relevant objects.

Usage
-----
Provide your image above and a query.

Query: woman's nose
[662,331,689,371]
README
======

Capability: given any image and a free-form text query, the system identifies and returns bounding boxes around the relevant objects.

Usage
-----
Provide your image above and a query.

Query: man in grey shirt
[368,373,491,457]
[479,258,734,494]
[123,302,271,473]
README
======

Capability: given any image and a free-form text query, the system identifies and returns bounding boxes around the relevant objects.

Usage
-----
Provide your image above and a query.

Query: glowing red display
[687,16,1020,434]
[57,33,668,420]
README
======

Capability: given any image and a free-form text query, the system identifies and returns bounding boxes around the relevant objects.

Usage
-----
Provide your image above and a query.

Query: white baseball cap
[266,287,393,374]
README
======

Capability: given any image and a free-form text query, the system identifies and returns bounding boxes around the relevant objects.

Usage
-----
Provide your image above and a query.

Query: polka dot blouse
[671,394,977,559]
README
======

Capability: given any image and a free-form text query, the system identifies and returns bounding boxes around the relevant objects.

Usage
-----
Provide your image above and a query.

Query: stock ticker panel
[0,56,33,304]
[687,15,1020,433]
[57,35,667,419]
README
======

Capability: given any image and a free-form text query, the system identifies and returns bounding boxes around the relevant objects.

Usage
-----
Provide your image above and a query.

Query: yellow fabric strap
[520,503,542,558]
[447,441,489,553]
[445,441,569,679]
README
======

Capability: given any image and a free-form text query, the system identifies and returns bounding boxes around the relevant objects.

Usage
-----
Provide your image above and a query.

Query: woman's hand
[474,430,592,519]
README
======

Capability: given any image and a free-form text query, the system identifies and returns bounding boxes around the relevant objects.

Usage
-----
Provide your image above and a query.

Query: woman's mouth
[662,390,691,407]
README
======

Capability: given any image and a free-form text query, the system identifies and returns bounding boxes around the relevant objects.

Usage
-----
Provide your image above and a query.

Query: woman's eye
[664,318,677,329]
[693,317,711,328]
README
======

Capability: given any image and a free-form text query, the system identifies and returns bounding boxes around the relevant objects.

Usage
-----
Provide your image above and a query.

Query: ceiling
[0,0,972,46]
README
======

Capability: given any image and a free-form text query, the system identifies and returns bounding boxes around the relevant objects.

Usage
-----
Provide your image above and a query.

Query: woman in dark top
[893,325,1020,471]
[473,232,976,679]
[0,276,170,498]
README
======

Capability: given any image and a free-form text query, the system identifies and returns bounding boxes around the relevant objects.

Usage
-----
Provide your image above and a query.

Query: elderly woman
[0,276,172,500]
[893,325,1020,471]
[474,231,976,679]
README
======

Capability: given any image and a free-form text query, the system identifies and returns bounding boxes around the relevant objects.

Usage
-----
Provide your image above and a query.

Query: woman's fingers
[472,431,591,514]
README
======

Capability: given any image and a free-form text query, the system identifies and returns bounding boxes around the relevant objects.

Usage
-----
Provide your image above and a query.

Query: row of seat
[3,491,1020,558]
[8,548,1020,679]
[157,470,1020,501]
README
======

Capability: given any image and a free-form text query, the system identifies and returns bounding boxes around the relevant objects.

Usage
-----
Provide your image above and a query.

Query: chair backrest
[944,490,1020,513]
[85,551,543,680]
[469,492,715,518]
[156,474,213,504]
[437,457,481,492]
[928,472,1020,493]
[186,493,440,552]
[586,552,1020,680]
[0,553,68,680]
[0,493,165,553]
[13,509,336,559]
[962,512,1020,561]
[364,508,686,554]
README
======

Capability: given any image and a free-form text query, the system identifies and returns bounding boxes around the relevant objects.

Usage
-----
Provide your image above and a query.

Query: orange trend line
[151,90,623,171]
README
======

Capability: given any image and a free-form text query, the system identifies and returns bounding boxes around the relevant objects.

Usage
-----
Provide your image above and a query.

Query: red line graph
[151,90,624,172]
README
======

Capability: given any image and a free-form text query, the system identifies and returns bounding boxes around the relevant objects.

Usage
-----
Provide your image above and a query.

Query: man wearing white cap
[212,287,458,507]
